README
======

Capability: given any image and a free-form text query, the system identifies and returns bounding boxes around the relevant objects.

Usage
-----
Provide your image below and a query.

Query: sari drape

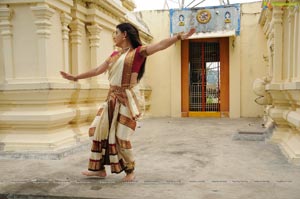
[87,48,144,174]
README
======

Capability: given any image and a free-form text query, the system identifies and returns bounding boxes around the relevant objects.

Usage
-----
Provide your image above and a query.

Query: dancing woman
[60,23,195,181]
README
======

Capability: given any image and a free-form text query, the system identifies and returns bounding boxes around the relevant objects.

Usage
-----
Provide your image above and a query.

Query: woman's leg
[116,105,137,181]
[123,161,135,181]
[82,104,110,178]
[82,165,107,177]
[119,84,145,181]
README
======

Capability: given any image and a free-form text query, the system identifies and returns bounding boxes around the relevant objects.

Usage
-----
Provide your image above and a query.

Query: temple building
[0,0,152,153]
[0,0,299,164]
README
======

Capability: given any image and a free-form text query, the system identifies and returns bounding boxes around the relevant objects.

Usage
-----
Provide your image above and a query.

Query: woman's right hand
[60,71,77,81]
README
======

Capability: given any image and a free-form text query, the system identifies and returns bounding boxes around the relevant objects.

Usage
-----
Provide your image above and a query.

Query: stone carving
[253,77,272,105]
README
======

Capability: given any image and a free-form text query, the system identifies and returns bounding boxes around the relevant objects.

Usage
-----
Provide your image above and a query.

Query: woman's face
[113,28,125,47]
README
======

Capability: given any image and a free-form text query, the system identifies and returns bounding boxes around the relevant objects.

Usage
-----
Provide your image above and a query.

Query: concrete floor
[0,117,300,199]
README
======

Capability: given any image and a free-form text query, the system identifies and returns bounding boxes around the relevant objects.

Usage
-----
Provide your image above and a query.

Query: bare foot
[81,170,107,178]
[122,172,135,182]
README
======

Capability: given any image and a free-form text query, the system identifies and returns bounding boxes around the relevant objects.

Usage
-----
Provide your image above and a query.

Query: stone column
[293,7,299,81]
[60,13,72,74]
[31,3,55,79]
[264,11,273,80]
[87,23,102,84]
[267,34,274,80]
[287,7,295,82]
[0,5,14,82]
[0,2,79,155]
[69,18,84,76]
[270,7,283,83]
[266,6,290,144]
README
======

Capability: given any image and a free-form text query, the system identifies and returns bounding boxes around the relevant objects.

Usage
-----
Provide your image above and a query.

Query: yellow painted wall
[140,10,182,117]
[229,36,241,118]
[239,2,267,117]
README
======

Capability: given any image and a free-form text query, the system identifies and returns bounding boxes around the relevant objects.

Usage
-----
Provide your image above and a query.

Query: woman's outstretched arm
[145,28,196,56]
[60,61,109,81]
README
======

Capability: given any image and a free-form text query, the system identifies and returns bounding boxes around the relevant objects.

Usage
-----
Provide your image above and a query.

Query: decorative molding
[0,5,14,81]
[120,0,136,11]
[97,0,127,21]
[31,3,55,38]
[293,5,299,80]
[87,23,102,85]
[85,0,125,22]
[269,6,283,83]
[0,5,13,36]
[271,6,283,26]
[86,7,118,32]
[60,12,72,73]
[69,18,84,44]
[75,0,86,8]
[287,6,295,81]
[288,6,296,22]
[69,18,84,76]
[60,12,72,41]
[0,5,13,37]
[87,23,102,47]
[31,3,55,78]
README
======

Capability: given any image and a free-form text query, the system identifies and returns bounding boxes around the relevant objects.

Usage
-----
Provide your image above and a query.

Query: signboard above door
[170,4,240,38]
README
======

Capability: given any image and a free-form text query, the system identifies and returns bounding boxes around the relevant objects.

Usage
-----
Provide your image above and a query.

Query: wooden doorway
[181,38,229,117]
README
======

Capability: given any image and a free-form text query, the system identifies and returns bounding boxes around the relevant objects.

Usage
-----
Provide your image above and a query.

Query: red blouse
[109,46,146,73]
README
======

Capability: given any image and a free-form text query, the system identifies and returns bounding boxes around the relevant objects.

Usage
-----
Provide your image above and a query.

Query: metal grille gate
[189,42,220,112]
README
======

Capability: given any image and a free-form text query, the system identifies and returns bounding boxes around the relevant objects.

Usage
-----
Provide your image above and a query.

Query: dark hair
[179,14,184,21]
[116,23,146,81]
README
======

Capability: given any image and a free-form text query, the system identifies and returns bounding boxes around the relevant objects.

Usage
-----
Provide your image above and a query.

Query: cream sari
[87,48,144,174]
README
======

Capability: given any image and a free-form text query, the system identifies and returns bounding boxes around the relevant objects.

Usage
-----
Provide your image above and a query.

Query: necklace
[121,47,131,53]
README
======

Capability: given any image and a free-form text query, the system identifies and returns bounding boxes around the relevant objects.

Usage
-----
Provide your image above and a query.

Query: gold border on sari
[118,113,136,131]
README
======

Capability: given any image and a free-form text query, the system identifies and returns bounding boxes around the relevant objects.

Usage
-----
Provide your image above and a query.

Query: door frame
[181,37,229,117]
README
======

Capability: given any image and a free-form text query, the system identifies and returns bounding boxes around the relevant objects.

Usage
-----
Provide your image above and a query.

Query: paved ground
[0,117,300,199]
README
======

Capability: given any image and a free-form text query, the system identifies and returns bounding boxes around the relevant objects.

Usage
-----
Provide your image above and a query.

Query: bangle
[176,32,183,40]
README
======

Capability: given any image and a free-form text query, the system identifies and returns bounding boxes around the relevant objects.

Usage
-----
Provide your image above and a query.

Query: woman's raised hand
[60,71,77,81]
[181,28,196,40]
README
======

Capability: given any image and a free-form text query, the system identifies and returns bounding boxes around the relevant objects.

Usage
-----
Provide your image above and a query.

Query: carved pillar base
[273,128,300,165]
[0,84,110,153]
[0,87,77,152]
[266,84,300,165]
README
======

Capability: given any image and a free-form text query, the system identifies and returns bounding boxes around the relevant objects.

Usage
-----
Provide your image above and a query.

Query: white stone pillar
[267,35,274,80]
[287,7,295,82]
[0,5,14,82]
[60,13,72,74]
[271,7,283,83]
[87,24,107,85]
[266,5,290,151]
[31,3,55,79]
[293,7,299,80]
[69,19,84,76]
[87,23,102,72]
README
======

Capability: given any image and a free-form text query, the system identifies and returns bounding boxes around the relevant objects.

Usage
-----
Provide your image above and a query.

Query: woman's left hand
[181,28,196,40]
